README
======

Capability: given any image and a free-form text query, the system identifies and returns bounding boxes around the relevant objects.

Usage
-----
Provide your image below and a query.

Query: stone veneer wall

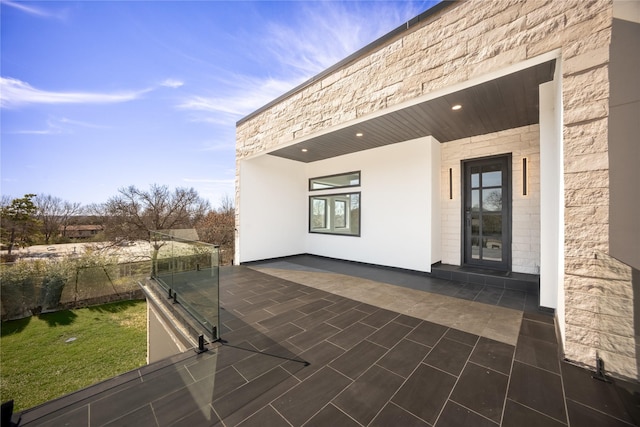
[236,0,636,379]
[440,125,540,275]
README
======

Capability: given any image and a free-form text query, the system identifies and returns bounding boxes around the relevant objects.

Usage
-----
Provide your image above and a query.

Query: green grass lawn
[1,300,147,412]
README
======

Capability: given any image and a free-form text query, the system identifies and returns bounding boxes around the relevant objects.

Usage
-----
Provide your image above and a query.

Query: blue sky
[1,0,437,209]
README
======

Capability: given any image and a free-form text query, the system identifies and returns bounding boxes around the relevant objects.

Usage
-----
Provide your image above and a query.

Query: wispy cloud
[1,0,68,20]
[14,128,61,136]
[199,141,235,152]
[10,117,109,135]
[178,1,424,122]
[178,75,305,123]
[262,2,423,75]
[0,77,152,108]
[11,118,64,135]
[160,79,184,89]
[58,117,109,129]
[183,178,234,184]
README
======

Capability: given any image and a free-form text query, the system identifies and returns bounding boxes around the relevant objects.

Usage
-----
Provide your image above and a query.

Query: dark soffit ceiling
[268,59,556,163]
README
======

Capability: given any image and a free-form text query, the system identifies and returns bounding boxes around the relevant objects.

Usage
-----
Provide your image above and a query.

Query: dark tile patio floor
[248,255,540,313]
[13,259,640,426]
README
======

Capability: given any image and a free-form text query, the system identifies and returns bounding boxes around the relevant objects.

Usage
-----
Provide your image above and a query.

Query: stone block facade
[237,0,615,155]
[236,0,637,380]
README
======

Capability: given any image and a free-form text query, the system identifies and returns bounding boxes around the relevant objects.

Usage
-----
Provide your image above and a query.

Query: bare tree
[1,195,12,209]
[484,190,503,212]
[196,195,235,265]
[218,193,234,215]
[102,185,210,272]
[103,184,210,242]
[34,194,82,243]
[84,203,107,224]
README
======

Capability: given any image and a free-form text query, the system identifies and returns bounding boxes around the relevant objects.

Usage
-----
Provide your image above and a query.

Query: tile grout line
[447,397,501,426]
[498,334,517,426]
[563,397,637,426]
[430,330,484,426]
[382,325,456,425]
[149,402,160,427]
[298,366,358,426]
[447,359,510,424]
[340,319,441,424]
[514,357,562,376]
[212,403,228,427]
[328,362,408,425]
[499,315,570,426]
[219,364,302,426]
[558,350,572,427]
[504,398,569,426]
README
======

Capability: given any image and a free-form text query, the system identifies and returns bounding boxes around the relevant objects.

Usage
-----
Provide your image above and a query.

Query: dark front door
[463,155,511,271]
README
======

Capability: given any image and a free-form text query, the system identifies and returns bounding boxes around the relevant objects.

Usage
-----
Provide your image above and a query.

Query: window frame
[310,198,328,230]
[308,192,361,237]
[309,171,361,191]
[333,199,347,229]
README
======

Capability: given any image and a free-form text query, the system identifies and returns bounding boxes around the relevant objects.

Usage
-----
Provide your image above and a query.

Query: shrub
[0,261,51,319]
[0,253,124,320]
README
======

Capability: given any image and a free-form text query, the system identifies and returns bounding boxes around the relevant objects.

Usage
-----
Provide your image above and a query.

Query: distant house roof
[60,225,103,231]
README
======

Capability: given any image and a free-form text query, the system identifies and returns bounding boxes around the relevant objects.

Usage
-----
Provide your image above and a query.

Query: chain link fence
[1,259,150,321]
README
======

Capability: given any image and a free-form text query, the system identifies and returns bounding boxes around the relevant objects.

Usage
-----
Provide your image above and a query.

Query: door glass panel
[482,165,502,187]
[482,214,502,235]
[483,189,502,212]
[471,167,480,188]
[483,236,502,261]
[471,235,481,259]
[471,190,480,211]
[471,214,480,234]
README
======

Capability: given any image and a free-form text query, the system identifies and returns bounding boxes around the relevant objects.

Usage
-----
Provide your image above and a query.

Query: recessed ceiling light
[451,104,462,111]
[356,132,363,137]
[301,148,308,152]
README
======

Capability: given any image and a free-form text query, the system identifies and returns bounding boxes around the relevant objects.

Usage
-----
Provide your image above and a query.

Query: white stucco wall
[305,136,440,272]
[238,136,441,272]
[238,155,306,262]
[430,140,442,264]
[540,75,564,313]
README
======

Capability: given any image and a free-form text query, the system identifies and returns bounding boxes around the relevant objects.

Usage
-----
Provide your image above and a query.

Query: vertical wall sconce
[522,157,528,196]
[449,168,453,199]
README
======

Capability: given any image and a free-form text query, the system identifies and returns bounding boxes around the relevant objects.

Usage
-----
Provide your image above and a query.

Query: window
[309,171,360,191]
[309,192,360,236]
[311,198,327,229]
[334,200,346,228]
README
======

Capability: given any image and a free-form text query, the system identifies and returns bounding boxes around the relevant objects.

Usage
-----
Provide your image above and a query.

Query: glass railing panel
[149,231,220,341]
[0,260,150,321]
[151,233,175,287]
[64,261,150,304]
